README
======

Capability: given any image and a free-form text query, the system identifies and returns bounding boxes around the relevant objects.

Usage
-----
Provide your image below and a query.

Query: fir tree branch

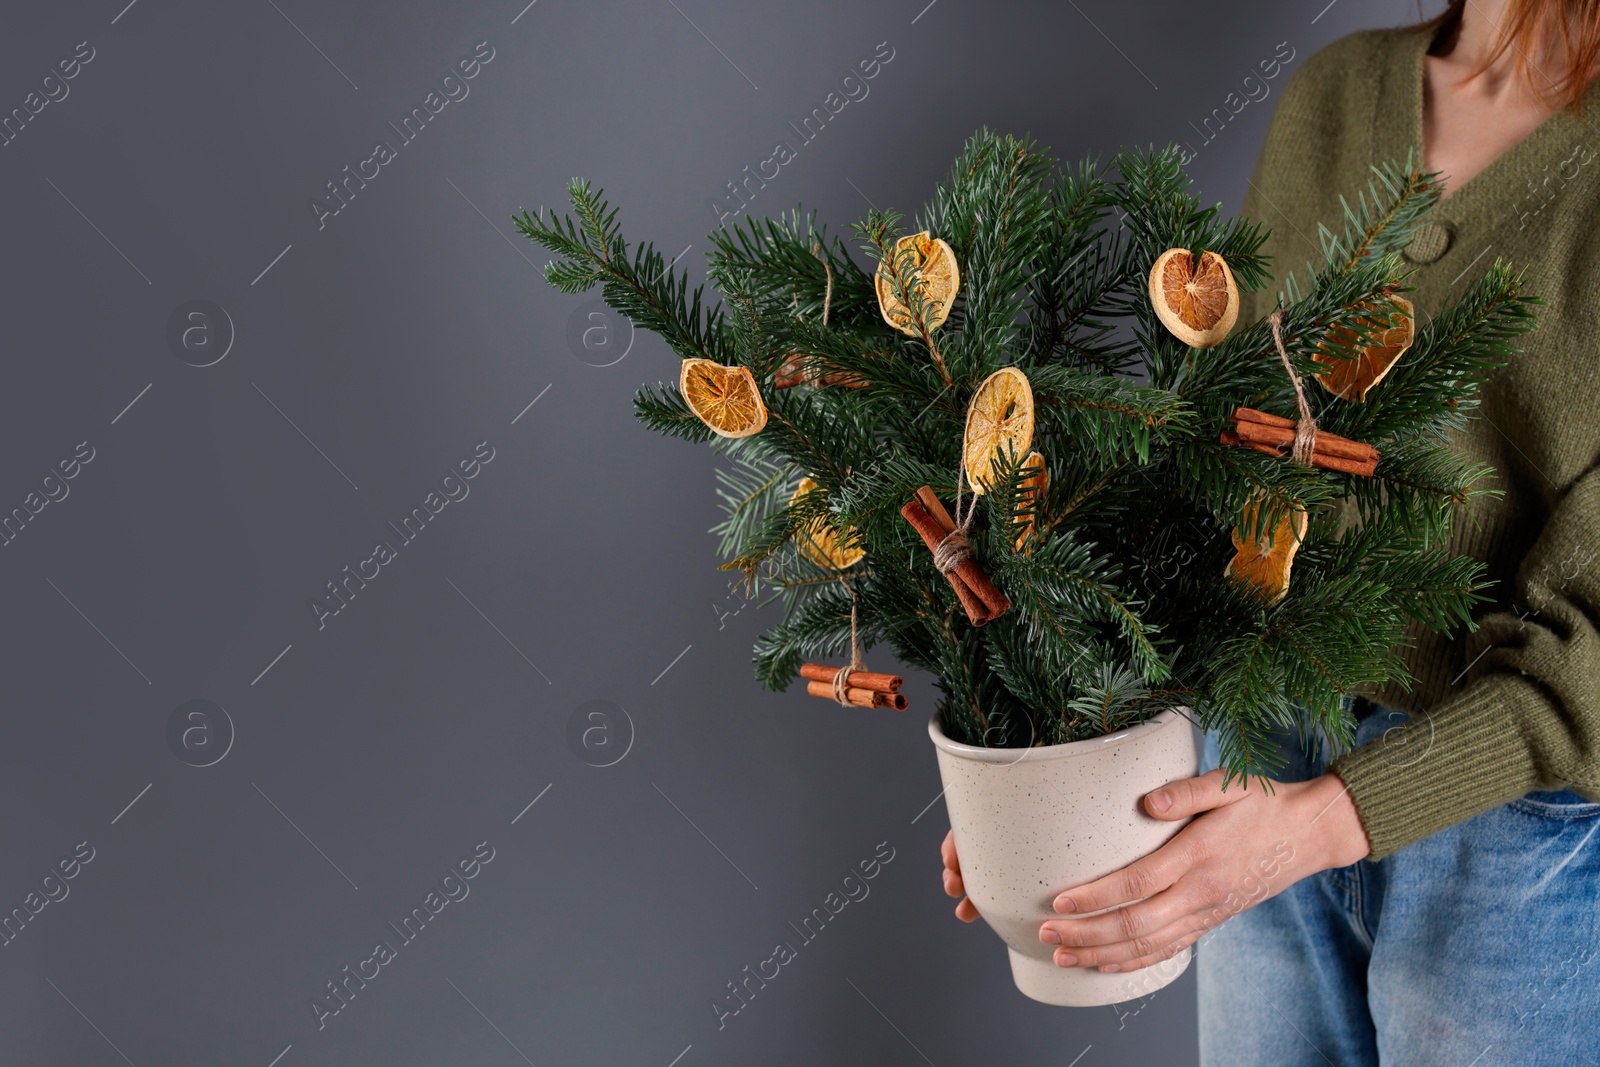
[515,181,729,364]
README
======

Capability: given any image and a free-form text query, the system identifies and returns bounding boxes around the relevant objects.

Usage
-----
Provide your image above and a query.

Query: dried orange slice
[1314,296,1414,402]
[963,367,1034,494]
[1148,248,1239,348]
[1012,451,1048,552]
[791,476,865,569]
[680,358,767,438]
[1224,495,1307,604]
[875,231,960,336]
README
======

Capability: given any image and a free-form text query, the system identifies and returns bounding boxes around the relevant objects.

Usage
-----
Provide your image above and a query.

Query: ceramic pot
[928,707,1200,1006]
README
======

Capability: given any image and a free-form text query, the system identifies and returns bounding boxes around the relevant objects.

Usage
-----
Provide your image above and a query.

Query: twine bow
[1267,308,1318,466]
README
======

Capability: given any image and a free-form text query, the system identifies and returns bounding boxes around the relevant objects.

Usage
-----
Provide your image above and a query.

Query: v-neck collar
[1376,23,1600,233]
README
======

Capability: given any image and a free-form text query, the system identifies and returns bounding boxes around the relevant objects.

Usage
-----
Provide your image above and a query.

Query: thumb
[1143,768,1254,820]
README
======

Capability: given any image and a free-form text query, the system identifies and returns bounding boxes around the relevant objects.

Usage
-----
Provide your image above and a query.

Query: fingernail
[1040,928,1061,945]
[1053,896,1076,914]
[1100,963,1121,973]
[1148,789,1172,813]
[1055,952,1077,968]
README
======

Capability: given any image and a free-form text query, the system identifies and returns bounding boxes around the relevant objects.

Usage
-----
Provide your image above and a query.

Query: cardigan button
[1403,222,1453,264]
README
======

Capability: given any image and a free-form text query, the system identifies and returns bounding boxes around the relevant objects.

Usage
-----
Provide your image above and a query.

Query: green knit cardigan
[1240,24,1600,858]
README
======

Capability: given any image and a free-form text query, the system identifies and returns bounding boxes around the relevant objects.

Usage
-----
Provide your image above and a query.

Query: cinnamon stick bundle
[816,370,868,388]
[914,488,1012,619]
[805,680,908,710]
[1221,407,1380,477]
[772,361,868,389]
[774,355,809,390]
[900,486,1011,626]
[798,663,903,693]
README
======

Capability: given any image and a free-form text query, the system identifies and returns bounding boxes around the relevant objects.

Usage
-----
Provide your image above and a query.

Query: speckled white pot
[929,707,1200,1007]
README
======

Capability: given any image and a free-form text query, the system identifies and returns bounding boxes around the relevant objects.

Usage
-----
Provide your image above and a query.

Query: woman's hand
[1037,769,1371,973]
[940,829,981,923]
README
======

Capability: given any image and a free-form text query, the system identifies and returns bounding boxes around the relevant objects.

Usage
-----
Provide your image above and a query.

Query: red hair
[1421,0,1600,112]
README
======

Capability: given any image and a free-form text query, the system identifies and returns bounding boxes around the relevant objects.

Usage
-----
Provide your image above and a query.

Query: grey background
[0,1,1433,1064]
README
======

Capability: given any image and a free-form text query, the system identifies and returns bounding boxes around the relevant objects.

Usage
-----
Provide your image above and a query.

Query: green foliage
[520,130,1536,786]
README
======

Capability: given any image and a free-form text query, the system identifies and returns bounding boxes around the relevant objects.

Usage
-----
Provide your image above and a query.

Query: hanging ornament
[962,367,1035,494]
[1225,493,1307,604]
[798,579,907,710]
[798,664,907,710]
[901,484,1011,626]
[1314,295,1414,402]
[791,476,865,569]
[1219,309,1381,476]
[680,358,767,438]
[1222,409,1378,475]
[875,231,960,336]
[1012,451,1048,552]
[774,354,810,390]
[816,365,869,389]
[1148,248,1239,348]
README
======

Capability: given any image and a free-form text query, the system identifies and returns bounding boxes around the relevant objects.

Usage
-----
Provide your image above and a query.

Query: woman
[941,2,1600,1062]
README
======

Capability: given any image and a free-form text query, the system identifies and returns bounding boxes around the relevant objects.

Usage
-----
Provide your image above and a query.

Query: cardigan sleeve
[1331,460,1600,858]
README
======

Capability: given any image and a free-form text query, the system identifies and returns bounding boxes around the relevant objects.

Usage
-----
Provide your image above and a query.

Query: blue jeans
[1197,702,1600,1066]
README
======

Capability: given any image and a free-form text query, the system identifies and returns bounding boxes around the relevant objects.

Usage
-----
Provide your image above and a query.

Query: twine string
[812,243,834,327]
[831,577,866,706]
[932,463,976,575]
[1267,308,1317,465]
